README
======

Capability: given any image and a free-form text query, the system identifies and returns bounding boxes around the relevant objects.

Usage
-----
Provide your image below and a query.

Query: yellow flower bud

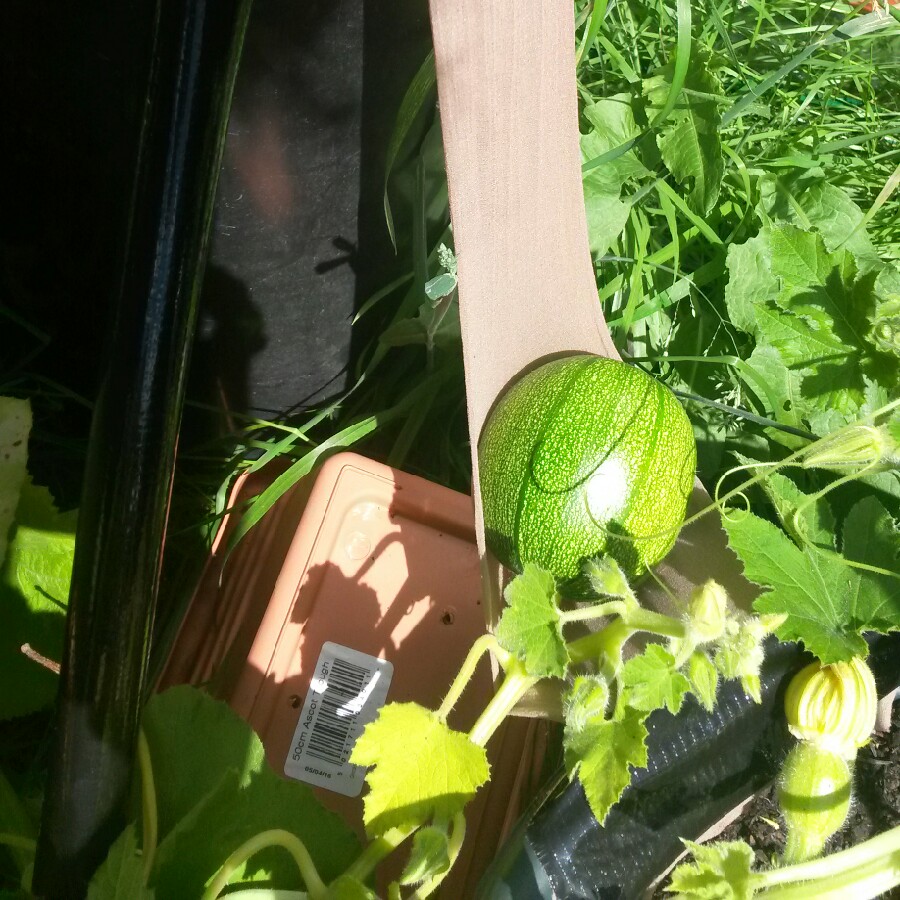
[686,580,729,643]
[784,657,878,759]
[801,424,887,470]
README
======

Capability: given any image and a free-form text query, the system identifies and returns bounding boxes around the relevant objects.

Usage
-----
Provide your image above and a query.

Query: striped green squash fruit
[478,354,696,585]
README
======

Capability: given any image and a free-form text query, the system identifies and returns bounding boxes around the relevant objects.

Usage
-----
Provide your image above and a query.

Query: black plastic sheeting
[191,0,433,419]
[480,634,900,900]
[3,0,433,451]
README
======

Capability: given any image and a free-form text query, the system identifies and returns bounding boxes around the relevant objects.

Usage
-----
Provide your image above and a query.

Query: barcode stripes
[306,657,370,765]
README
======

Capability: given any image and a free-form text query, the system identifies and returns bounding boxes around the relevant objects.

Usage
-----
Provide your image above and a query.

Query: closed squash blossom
[478,354,696,584]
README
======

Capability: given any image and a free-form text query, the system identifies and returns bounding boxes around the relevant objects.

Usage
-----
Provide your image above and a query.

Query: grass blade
[383,51,436,250]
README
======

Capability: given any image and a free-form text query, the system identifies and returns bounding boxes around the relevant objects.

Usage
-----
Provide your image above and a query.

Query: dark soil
[655,702,900,897]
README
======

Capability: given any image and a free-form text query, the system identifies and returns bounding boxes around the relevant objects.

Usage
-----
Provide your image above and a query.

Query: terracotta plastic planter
[159,452,552,896]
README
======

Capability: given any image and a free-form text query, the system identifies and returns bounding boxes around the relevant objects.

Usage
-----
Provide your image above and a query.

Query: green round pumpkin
[478,354,696,583]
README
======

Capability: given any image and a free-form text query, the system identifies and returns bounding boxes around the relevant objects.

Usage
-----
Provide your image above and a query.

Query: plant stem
[622,607,686,639]
[569,619,634,676]
[750,822,900,898]
[340,826,414,885]
[216,892,305,899]
[558,600,627,625]
[436,634,508,722]
[468,660,538,747]
[758,854,900,900]
[138,730,158,880]
[568,606,685,669]
[201,830,327,900]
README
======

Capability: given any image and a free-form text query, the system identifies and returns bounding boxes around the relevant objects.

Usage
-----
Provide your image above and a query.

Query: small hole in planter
[289,694,302,709]
[441,608,456,626]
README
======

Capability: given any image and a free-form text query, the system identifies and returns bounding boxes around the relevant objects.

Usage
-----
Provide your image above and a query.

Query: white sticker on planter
[284,641,393,797]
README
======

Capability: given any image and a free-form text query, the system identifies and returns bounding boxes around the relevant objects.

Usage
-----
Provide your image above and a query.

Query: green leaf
[620,644,690,714]
[424,272,457,302]
[581,96,647,194]
[757,171,881,273]
[723,510,898,663]
[724,233,777,337]
[767,226,861,330]
[380,315,427,347]
[379,298,461,347]
[688,651,718,712]
[876,260,900,299]
[759,471,836,550]
[87,824,152,900]
[142,687,267,839]
[742,345,806,444]
[496,564,569,678]
[872,267,900,358]
[584,193,631,257]
[767,230,863,342]
[380,300,460,349]
[0,481,75,720]
[399,825,450,885]
[890,411,900,446]
[0,765,35,877]
[350,702,489,836]
[842,497,899,621]
[725,225,897,435]
[646,47,725,216]
[383,51,436,249]
[763,227,895,429]
[0,397,31,568]
[151,769,359,898]
[8,517,75,611]
[564,705,649,825]
[580,96,646,256]
[668,839,755,899]
[143,687,359,897]
[152,767,355,898]
[755,303,858,419]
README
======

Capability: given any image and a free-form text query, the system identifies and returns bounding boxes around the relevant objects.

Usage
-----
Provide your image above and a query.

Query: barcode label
[284,642,393,796]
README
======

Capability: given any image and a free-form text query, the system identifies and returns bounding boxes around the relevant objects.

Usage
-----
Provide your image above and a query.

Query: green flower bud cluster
[564,675,610,734]
[676,581,782,704]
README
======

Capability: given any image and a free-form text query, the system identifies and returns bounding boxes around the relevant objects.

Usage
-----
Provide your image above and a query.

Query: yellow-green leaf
[350,703,489,836]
